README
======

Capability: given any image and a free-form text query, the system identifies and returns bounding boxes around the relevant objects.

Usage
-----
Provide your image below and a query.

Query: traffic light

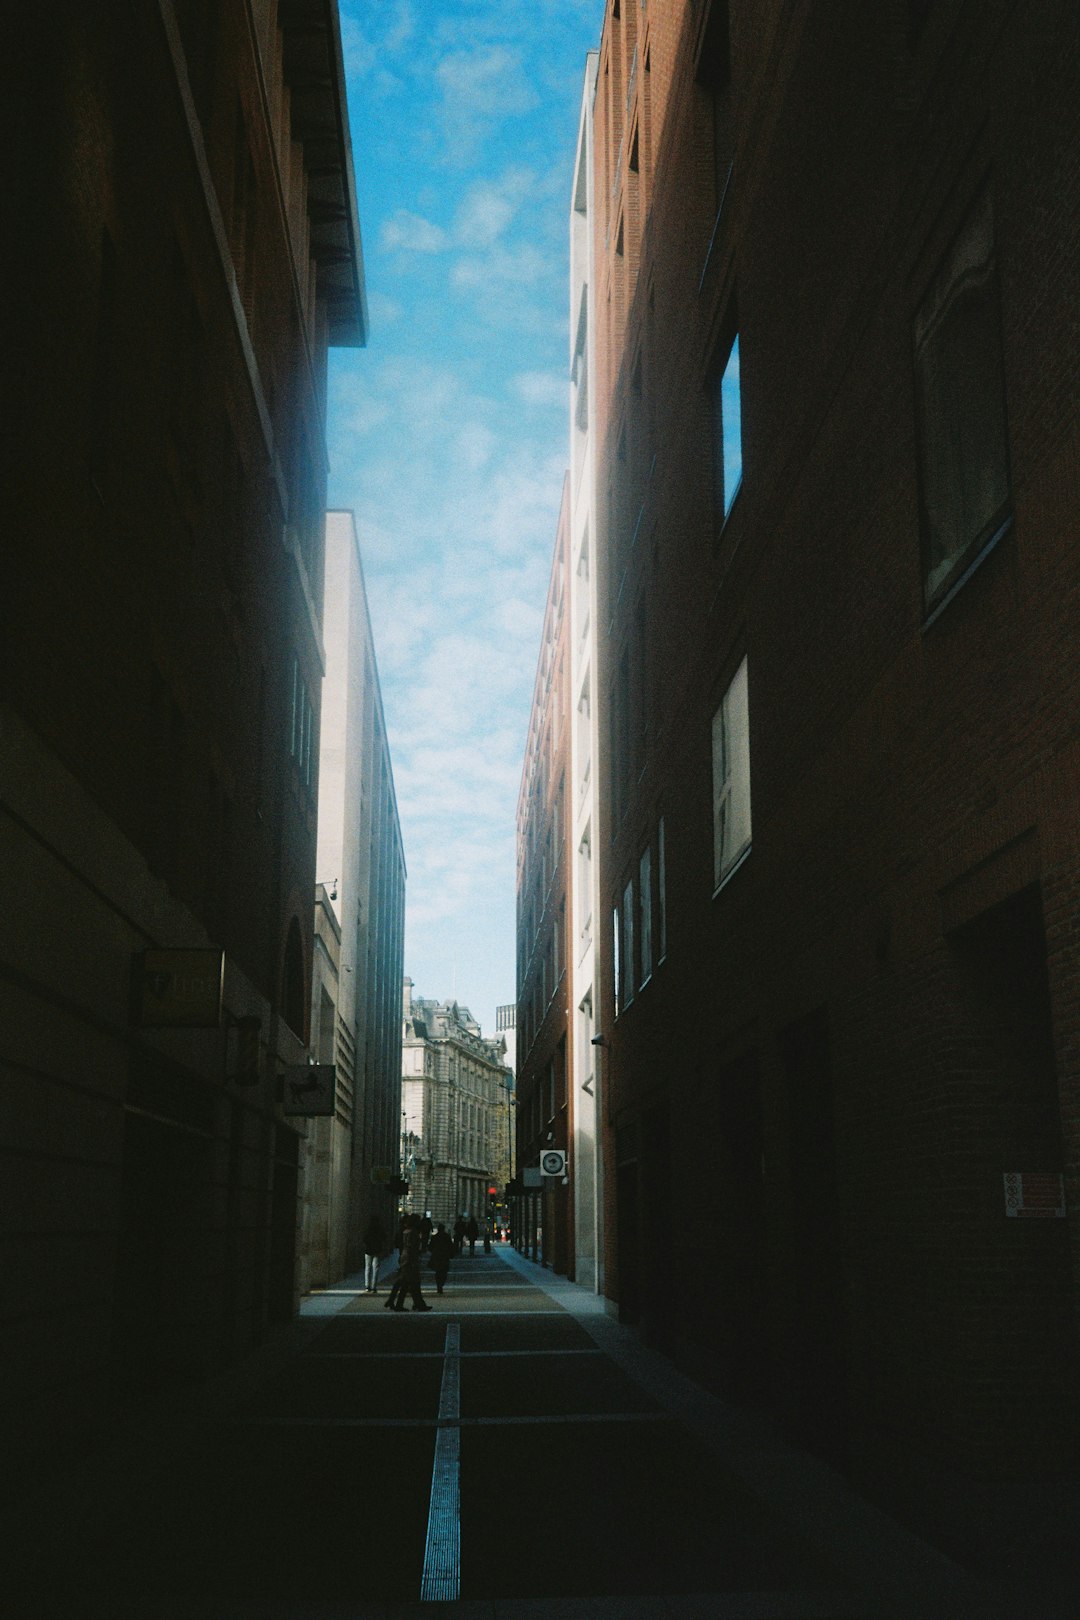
[487,1184,497,1215]
[389,1175,410,1198]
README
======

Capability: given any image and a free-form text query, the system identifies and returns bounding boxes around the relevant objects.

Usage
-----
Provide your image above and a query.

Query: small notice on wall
[1003,1172,1066,1218]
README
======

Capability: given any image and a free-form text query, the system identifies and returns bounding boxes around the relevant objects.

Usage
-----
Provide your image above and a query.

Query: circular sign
[541,1150,566,1175]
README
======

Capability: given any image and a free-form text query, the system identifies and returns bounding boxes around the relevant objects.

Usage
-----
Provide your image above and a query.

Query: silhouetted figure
[466,1216,479,1256]
[362,1213,388,1294]
[385,1214,431,1312]
[453,1215,467,1255]
[428,1223,454,1294]
[420,1214,433,1252]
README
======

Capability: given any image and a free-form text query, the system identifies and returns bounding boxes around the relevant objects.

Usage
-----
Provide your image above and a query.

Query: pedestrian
[428,1222,453,1295]
[465,1215,479,1255]
[420,1213,433,1252]
[452,1215,467,1255]
[362,1212,388,1294]
[385,1213,431,1312]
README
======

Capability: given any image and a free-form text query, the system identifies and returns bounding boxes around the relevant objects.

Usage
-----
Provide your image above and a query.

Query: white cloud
[381,210,449,254]
[367,289,403,328]
[435,45,539,162]
[511,370,566,409]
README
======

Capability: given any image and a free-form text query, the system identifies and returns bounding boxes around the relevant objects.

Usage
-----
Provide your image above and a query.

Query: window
[712,656,751,889]
[639,845,652,987]
[657,816,667,962]
[713,333,742,519]
[613,905,621,1017]
[622,878,635,1007]
[290,656,315,792]
[914,185,1011,613]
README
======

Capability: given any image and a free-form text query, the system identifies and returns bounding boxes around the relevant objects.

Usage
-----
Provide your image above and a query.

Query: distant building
[515,482,574,1271]
[402,983,512,1229]
[1,1,365,1454]
[299,511,406,1292]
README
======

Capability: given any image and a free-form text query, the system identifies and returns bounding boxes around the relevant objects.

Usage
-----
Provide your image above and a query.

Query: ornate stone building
[401,982,512,1229]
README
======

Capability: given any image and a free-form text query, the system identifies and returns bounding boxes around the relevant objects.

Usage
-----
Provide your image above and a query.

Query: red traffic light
[487,1185,497,1197]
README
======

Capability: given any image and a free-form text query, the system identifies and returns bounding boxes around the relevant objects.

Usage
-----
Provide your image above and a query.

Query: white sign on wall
[540,1150,567,1177]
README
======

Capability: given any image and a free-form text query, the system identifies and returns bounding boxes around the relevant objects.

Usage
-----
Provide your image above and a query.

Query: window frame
[712,655,752,893]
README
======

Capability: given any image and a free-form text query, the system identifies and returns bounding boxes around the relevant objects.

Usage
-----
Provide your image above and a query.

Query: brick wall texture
[592,0,1080,1481]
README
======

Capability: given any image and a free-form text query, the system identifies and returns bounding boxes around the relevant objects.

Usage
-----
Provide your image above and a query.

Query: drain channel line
[420,1322,461,1602]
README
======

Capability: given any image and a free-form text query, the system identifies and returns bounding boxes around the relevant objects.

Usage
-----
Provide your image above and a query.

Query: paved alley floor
[8,1247,1072,1619]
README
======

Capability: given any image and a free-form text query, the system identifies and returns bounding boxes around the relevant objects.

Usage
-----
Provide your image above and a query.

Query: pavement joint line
[236,1411,669,1428]
[305,1349,606,1360]
[420,1322,461,1603]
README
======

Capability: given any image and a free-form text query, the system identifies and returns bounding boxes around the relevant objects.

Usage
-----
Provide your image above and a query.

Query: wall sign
[1003,1172,1066,1218]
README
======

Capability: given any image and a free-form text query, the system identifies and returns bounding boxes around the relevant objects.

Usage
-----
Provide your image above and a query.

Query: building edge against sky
[300,511,406,1294]
[568,52,604,1295]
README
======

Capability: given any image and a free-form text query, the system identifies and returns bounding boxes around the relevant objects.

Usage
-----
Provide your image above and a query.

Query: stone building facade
[589,0,1080,1486]
[299,512,405,1293]
[401,983,512,1230]
[1,0,364,1457]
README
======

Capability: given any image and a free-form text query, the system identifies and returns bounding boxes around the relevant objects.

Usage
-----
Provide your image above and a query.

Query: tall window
[712,656,751,889]
[914,185,1011,613]
[622,878,635,1007]
[657,816,667,963]
[613,905,621,1018]
[639,845,653,987]
[290,657,315,792]
[713,333,742,520]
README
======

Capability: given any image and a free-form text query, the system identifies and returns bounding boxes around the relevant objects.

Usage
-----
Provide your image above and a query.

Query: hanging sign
[283,1065,335,1116]
[540,1150,567,1177]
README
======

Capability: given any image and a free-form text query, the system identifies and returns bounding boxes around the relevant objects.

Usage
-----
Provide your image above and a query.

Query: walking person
[385,1213,431,1312]
[465,1215,479,1256]
[428,1222,454,1295]
[362,1212,387,1294]
[452,1215,467,1256]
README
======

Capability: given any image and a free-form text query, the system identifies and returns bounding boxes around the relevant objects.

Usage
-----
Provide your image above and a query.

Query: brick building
[515,482,575,1272]
[592,0,1080,1484]
[1,1,365,1455]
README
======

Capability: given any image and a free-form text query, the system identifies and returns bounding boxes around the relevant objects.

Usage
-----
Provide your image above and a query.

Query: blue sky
[327,1,600,1037]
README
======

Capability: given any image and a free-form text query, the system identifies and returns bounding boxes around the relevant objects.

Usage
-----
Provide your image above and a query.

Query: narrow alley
[11,1244,1065,1620]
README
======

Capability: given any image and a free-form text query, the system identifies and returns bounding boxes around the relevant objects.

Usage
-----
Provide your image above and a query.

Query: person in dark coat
[420,1214,433,1252]
[465,1216,479,1255]
[452,1215,467,1255]
[362,1212,388,1294]
[428,1223,454,1295]
[385,1214,431,1312]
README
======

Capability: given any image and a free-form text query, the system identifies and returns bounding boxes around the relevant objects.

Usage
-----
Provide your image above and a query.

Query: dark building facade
[1,1,365,1458]
[516,481,575,1273]
[592,0,1080,1485]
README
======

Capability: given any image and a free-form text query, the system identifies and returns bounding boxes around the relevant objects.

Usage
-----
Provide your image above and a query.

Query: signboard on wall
[136,949,224,1027]
[540,1150,567,1177]
[282,1065,335,1117]
[1003,1173,1066,1218]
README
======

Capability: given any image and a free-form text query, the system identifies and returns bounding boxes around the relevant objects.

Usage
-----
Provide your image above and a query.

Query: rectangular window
[657,815,667,963]
[712,656,751,889]
[622,878,635,1007]
[290,655,315,792]
[713,333,742,519]
[639,845,652,987]
[613,905,621,1018]
[914,185,1011,613]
